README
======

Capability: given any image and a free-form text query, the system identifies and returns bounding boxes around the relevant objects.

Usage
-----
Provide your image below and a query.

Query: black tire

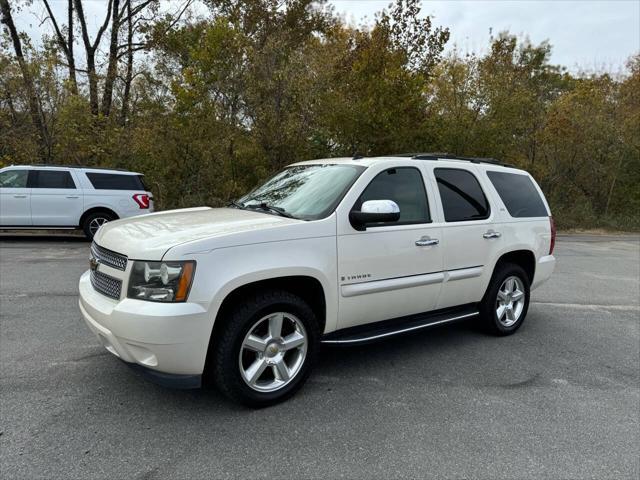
[82,211,115,240]
[210,290,320,408]
[479,262,531,336]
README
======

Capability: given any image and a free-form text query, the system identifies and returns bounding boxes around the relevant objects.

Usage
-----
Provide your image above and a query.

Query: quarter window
[0,170,28,188]
[86,173,147,191]
[435,168,490,222]
[355,167,430,225]
[487,171,548,218]
[29,170,76,189]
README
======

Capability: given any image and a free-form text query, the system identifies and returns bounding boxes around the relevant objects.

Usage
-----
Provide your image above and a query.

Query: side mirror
[349,199,400,230]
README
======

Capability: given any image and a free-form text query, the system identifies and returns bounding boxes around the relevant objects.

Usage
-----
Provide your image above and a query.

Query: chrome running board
[321,304,478,345]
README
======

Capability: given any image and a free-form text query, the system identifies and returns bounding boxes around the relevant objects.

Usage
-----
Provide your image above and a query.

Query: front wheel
[210,290,320,407]
[479,263,530,336]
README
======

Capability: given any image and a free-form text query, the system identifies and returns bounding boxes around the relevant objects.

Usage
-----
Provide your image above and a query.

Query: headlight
[128,261,196,302]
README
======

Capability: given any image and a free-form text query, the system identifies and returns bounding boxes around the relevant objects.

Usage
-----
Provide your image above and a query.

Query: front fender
[181,236,339,337]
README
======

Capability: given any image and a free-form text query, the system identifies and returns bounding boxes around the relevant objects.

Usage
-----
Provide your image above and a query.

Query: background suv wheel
[82,211,115,240]
[210,290,320,407]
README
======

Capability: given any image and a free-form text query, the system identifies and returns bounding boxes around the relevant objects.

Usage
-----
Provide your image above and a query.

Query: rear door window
[29,170,76,189]
[435,168,490,222]
[86,173,147,190]
[487,171,548,217]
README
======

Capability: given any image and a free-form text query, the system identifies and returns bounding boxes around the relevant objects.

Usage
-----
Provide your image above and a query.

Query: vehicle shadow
[103,318,487,413]
[0,233,88,243]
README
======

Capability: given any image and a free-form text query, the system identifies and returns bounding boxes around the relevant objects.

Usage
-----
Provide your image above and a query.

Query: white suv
[0,165,154,239]
[78,154,556,406]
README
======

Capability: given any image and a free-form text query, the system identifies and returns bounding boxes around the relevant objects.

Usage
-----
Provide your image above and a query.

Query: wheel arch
[211,275,327,335]
[492,249,536,285]
[203,275,327,381]
[79,206,119,228]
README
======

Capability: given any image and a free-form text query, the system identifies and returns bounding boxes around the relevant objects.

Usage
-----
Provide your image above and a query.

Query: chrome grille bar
[90,269,123,300]
[91,242,128,271]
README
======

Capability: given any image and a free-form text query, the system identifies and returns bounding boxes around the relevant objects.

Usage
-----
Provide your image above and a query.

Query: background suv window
[86,173,147,190]
[435,168,490,222]
[487,171,548,218]
[0,170,28,188]
[355,167,430,225]
[29,170,76,189]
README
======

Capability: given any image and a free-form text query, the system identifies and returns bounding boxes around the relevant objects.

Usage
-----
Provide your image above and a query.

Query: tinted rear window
[86,173,147,190]
[487,171,548,217]
[435,168,490,222]
[30,170,76,189]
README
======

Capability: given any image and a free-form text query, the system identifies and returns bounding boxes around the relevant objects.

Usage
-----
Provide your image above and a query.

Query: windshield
[237,164,365,220]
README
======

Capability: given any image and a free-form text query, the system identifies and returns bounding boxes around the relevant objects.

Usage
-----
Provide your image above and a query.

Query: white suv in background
[0,165,154,239]
[79,154,556,407]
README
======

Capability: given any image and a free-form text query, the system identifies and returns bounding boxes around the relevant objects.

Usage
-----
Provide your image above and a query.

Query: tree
[0,0,50,161]
[42,0,77,94]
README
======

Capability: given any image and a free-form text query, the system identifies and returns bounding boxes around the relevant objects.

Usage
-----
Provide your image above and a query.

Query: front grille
[91,242,127,271]
[90,269,123,300]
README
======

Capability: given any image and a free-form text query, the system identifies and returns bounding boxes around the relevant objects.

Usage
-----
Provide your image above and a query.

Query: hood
[94,207,301,260]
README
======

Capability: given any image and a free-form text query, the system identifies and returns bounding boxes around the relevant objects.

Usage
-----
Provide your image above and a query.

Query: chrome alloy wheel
[239,312,308,392]
[496,276,525,327]
[89,217,109,236]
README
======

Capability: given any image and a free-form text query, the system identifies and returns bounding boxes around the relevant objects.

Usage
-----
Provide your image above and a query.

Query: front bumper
[78,271,210,387]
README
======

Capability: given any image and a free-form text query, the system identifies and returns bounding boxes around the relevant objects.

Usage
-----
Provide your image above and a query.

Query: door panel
[437,222,503,308]
[0,169,31,226]
[29,170,84,226]
[336,165,443,330]
[0,189,32,226]
[338,225,444,328]
[431,166,503,308]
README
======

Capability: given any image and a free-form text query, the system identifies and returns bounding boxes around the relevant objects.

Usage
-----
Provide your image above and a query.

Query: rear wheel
[211,290,319,407]
[82,211,115,240]
[479,263,530,335]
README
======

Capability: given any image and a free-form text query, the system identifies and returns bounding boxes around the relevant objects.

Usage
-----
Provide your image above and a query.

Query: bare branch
[92,0,114,51]
[42,0,70,56]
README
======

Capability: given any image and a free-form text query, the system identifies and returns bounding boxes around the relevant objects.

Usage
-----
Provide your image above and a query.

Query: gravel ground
[0,233,638,479]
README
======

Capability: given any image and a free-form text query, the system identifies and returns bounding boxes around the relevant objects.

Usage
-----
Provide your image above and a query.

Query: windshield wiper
[244,202,295,219]
[228,200,245,209]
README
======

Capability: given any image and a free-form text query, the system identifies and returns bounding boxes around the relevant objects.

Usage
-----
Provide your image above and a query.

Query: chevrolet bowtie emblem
[89,256,100,271]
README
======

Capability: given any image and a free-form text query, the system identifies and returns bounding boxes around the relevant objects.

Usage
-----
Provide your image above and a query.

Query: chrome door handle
[415,236,439,247]
[13,194,27,198]
[66,195,80,199]
[483,230,502,239]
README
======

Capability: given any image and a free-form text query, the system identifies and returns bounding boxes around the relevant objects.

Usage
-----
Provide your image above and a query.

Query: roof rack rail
[24,164,132,172]
[394,153,515,168]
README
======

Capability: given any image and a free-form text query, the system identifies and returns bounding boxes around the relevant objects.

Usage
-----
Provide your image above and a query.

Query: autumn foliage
[1,0,638,230]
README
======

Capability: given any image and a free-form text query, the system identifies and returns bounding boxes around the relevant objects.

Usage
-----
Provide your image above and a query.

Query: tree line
[1,0,638,230]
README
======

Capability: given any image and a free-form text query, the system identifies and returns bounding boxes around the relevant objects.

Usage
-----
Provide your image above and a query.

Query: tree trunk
[86,50,99,114]
[120,0,133,125]
[101,0,121,116]
[67,0,77,93]
[604,156,624,216]
[74,0,113,116]
[42,0,78,94]
[0,0,50,162]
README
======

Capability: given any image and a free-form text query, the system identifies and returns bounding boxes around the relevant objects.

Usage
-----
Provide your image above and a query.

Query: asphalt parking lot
[1,234,638,479]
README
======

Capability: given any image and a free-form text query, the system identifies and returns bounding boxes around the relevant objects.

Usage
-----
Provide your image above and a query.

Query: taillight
[133,193,150,209]
[549,216,556,255]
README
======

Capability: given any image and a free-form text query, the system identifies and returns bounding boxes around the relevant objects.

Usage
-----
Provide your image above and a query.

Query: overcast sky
[12,0,640,73]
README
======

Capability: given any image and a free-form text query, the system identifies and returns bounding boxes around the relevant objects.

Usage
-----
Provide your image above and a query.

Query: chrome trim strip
[340,271,445,298]
[321,312,479,344]
[446,266,483,282]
